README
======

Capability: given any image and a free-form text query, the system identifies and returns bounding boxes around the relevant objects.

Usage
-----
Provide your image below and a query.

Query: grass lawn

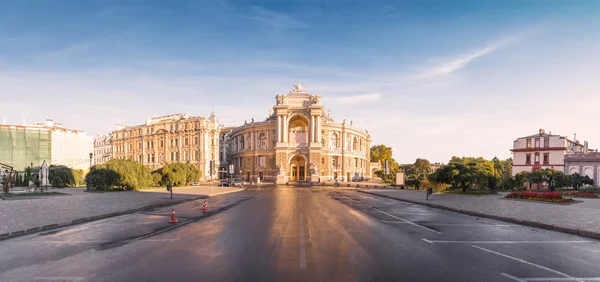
[0,192,69,200]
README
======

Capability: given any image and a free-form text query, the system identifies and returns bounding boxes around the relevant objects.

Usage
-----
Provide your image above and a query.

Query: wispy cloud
[328,93,381,104]
[246,6,310,29]
[410,32,528,81]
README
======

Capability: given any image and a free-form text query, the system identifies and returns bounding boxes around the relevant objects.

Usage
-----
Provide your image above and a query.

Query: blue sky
[1,0,599,163]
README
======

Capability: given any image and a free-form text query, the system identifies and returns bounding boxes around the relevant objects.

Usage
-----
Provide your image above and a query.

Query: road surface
[1,186,599,282]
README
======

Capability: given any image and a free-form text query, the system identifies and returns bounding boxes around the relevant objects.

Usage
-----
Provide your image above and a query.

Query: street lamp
[89,153,93,168]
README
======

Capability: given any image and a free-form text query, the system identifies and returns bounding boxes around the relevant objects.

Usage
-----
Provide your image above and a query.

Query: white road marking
[382,221,511,227]
[373,209,442,234]
[472,245,579,281]
[299,213,307,269]
[424,240,595,244]
[513,278,600,281]
[422,239,433,244]
[342,195,441,234]
[501,273,526,282]
[33,277,86,281]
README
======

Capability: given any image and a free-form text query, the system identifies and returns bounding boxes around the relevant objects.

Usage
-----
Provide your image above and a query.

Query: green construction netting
[0,128,51,171]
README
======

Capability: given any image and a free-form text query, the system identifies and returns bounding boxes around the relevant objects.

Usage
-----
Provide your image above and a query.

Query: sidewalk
[358,189,600,239]
[0,186,242,240]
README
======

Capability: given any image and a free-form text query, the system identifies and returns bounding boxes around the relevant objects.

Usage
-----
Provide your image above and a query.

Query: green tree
[102,159,153,190]
[153,163,202,186]
[48,165,75,188]
[370,144,400,185]
[540,168,566,192]
[72,169,84,186]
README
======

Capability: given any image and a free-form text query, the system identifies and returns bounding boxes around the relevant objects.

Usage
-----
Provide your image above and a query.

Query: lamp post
[89,153,93,168]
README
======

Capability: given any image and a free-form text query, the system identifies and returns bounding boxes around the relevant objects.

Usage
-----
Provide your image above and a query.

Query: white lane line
[342,195,441,234]
[422,239,433,244]
[299,213,307,269]
[520,278,600,281]
[33,277,86,281]
[471,245,578,281]
[381,220,409,224]
[373,208,442,234]
[422,223,513,227]
[424,240,595,244]
[501,273,526,282]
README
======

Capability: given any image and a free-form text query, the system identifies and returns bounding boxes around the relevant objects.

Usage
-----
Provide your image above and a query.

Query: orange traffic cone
[169,208,178,223]
[202,200,208,213]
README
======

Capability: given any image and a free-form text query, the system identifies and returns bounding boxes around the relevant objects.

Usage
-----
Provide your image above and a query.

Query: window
[543,153,549,165]
[240,137,245,150]
[535,154,540,164]
[259,133,266,148]
[544,138,549,147]
[185,138,189,146]
[160,140,164,148]
[355,158,358,167]
[185,123,189,129]
[535,139,540,148]
[194,122,199,129]
[526,139,531,148]
[194,137,198,145]
[526,154,531,165]
[321,158,325,164]
[330,133,338,149]
[175,139,178,146]
[353,137,358,151]
[321,138,325,147]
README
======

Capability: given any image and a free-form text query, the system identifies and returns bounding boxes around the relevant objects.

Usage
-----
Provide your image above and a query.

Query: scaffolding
[0,127,52,171]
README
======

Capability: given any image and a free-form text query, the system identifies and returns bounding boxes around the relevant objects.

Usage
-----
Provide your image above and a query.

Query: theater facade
[222,83,371,184]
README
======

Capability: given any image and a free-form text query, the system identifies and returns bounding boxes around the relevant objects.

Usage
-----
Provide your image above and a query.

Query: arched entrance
[289,154,307,181]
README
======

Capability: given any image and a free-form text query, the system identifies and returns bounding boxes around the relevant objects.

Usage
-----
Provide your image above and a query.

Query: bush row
[505,191,574,203]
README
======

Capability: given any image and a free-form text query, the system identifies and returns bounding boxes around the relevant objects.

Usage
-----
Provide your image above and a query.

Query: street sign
[229,164,234,174]
[396,172,405,186]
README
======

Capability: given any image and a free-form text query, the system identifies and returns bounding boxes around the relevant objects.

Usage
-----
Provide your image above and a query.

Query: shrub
[563,192,599,198]
[48,165,75,188]
[505,191,573,203]
[86,159,153,190]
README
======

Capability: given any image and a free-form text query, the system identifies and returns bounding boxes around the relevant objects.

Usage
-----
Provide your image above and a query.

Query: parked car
[191,181,200,186]
[231,178,243,187]
[219,179,230,187]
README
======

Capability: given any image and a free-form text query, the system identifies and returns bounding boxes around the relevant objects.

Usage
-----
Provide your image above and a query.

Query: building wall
[511,129,586,176]
[109,113,220,180]
[94,135,113,165]
[225,83,371,183]
[51,130,94,170]
[564,152,600,186]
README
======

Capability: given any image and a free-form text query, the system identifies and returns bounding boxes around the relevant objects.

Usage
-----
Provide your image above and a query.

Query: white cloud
[246,6,310,29]
[328,93,382,104]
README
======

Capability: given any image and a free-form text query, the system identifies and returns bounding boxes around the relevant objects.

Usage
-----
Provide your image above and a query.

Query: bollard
[426,188,433,200]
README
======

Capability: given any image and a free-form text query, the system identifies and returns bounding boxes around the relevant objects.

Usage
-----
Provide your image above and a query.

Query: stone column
[594,165,598,186]
[309,115,314,143]
[277,115,281,142]
[283,115,288,143]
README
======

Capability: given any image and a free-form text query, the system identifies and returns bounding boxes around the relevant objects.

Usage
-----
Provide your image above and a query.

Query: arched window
[353,137,358,151]
[330,133,338,149]
[240,136,245,150]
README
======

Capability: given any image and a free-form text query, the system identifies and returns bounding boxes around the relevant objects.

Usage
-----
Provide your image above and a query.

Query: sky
[1,0,599,164]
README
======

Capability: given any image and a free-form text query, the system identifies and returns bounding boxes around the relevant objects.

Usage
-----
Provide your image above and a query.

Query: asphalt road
[1,186,600,282]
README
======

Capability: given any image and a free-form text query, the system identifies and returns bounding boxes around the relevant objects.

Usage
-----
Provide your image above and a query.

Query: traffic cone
[202,200,208,213]
[169,208,178,223]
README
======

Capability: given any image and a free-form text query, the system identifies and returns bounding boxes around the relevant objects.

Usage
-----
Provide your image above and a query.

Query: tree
[370,144,400,185]
[153,163,201,186]
[91,159,154,190]
[72,169,84,186]
[514,171,529,189]
[48,165,75,188]
[540,168,567,192]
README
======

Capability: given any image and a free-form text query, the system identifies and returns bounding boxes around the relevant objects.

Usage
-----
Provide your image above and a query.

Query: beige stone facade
[110,113,220,180]
[225,83,371,184]
[93,134,112,165]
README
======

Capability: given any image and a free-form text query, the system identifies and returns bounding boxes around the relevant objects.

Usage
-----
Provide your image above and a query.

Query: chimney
[539,128,545,135]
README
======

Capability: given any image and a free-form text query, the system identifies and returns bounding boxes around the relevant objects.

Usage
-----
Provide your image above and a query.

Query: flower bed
[563,192,600,198]
[505,191,574,203]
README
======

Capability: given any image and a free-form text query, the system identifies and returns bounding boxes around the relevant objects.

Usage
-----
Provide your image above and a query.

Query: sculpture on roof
[291,82,304,93]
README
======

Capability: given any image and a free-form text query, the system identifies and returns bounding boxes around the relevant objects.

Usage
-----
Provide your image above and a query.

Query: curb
[357,190,600,241]
[0,195,207,242]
